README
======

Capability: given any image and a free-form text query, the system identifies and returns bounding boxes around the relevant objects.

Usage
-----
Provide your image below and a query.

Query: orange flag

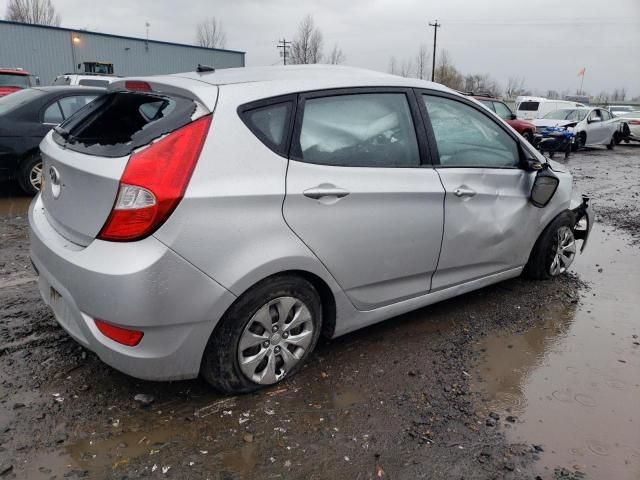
[578,67,586,76]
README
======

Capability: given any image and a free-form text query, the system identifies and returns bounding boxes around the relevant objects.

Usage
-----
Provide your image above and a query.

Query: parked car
[532,107,620,150]
[0,68,33,97]
[472,94,536,142]
[608,105,635,117]
[614,110,640,141]
[516,96,586,120]
[29,66,593,394]
[0,86,104,194]
[53,73,119,88]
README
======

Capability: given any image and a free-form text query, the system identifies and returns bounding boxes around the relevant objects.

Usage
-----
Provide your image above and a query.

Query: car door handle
[453,187,477,198]
[303,185,350,200]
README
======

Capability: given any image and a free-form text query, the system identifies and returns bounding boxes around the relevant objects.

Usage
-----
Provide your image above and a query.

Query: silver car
[29,66,593,394]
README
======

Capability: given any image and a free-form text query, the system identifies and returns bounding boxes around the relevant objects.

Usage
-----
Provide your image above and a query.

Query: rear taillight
[95,319,143,346]
[125,80,152,92]
[98,114,212,241]
[628,120,640,125]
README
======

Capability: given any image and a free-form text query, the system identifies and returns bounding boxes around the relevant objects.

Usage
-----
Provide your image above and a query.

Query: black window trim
[237,94,297,158]
[41,99,64,124]
[289,86,433,168]
[414,88,528,170]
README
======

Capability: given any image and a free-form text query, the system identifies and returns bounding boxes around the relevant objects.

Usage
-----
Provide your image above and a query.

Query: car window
[478,100,495,112]
[43,101,64,124]
[601,110,612,121]
[58,95,98,119]
[492,102,513,120]
[518,101,539,111]
[422,95,520,168]
[297,93,419,167]
[588,110,602,122]
[242,102,291,154]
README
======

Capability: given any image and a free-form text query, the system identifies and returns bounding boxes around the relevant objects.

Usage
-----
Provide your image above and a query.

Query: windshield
[0,88,44,115]
[0,73,31,88]
[543,109,588,121]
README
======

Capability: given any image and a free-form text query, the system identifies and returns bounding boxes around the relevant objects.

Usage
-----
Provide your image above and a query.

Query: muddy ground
[0,145,638,479]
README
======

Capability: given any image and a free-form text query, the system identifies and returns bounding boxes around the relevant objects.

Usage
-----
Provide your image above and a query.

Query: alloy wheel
[30,162,43,191]
[237,296,314,385]
[550,226,576,276]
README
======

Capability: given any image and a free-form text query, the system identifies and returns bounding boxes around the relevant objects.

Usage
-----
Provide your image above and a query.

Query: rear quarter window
[239,97,294,156]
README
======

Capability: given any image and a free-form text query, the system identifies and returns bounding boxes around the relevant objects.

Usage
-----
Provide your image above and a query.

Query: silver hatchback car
[29,66,592,394]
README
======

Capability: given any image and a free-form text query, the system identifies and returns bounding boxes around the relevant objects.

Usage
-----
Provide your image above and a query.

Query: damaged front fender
[570,193,593,252]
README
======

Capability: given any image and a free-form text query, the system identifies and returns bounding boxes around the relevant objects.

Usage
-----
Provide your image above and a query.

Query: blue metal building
[0,20,245,85]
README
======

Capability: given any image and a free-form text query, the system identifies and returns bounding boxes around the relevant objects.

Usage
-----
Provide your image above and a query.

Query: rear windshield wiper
[53,125,74,143]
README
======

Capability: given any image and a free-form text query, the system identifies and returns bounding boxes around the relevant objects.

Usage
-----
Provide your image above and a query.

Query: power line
[428,20,441,82]
[277,38,291,66]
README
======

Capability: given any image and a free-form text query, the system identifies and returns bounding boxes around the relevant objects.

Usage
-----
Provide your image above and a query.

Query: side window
[422,95,520,168]
[242,102,292,154]
[43,101,64,124]
[479,100,495,112]
[297,93,419,167]
[493,101,513,120]
[58,95,98,119]
[601,110,612,121]
[588,110,602,122]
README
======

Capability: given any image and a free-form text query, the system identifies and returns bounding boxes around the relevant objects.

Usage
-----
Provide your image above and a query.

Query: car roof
[471,95,499,101]
[0,69,30,75]
[162,65,453,95]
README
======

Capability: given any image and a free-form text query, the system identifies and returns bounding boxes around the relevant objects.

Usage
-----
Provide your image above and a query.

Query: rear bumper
[28,195,236,381]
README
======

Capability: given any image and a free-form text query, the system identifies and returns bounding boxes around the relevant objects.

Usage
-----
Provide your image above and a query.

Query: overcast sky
[3,0,639,97]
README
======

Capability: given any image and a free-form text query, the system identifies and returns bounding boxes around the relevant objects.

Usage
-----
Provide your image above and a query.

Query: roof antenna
[197,64,215,73]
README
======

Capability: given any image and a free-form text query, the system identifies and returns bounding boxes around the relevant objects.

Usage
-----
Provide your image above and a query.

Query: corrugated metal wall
[0,21,245,85]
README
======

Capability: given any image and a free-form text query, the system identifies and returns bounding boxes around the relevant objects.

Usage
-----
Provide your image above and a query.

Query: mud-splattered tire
[524,212,576,280]
[201,275,322,394]
[18,153,43,195]
[572,132,586,152]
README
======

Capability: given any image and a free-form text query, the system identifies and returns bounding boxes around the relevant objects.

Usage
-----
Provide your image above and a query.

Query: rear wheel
[18,153,43,195]
[201,275,322,394]
[524,212,576,280]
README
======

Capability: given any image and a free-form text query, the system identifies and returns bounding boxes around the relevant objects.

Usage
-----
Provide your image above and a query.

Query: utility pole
[277,38,291,66]
[428,20,441,82]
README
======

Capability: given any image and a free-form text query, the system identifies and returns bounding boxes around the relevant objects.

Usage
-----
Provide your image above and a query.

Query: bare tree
[505,76,526,98]
[464,73,501,96]
[434,50,463,90]
[415,43,429,80]
[327,44,345,64]
[399,58,414,78]
[290,14,323,64]
[195,17,226,49]
[5,0,60,26]
[388,56,398,75]
[546,90,560,99]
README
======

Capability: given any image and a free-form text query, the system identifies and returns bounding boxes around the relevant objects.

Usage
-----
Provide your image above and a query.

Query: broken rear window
[53,91,196,158]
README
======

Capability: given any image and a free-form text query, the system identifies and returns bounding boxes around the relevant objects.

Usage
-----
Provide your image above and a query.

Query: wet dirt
[0,145,638,479]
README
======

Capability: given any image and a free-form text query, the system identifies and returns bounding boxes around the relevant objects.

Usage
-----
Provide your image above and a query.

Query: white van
[53,73,119,88]
[516,96,586,120]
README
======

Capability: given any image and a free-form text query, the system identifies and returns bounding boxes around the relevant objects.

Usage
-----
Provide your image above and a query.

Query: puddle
[472,227,640,479]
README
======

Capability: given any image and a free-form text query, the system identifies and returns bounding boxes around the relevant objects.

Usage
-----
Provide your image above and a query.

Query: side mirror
[510,113,517,120]
[530,165,559,208]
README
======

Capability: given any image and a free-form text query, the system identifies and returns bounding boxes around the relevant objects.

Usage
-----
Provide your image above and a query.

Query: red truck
[0,69,33,97]
[471,94,536,143]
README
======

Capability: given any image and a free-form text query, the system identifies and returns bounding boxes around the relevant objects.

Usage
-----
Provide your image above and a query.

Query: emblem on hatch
[49,166,62,199]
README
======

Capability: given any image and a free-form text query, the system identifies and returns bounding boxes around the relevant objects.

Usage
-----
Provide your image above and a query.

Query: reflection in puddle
[472,228,640,479]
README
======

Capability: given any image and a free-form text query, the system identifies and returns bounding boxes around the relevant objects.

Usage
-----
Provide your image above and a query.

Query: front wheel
[522,131,533,143]
[524,212,577,280]
[18,153,43,195]
[572,132,586,152]
[606,135,615,150]
[201,275,322,394]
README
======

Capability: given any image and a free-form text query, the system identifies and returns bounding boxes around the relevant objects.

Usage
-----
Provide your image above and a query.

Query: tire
[524,212,576,280]
[606,135,615,150]
[522,131,533,143]
[201,275,322,394]
[572,132,586,152]
[18,153,43,196]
